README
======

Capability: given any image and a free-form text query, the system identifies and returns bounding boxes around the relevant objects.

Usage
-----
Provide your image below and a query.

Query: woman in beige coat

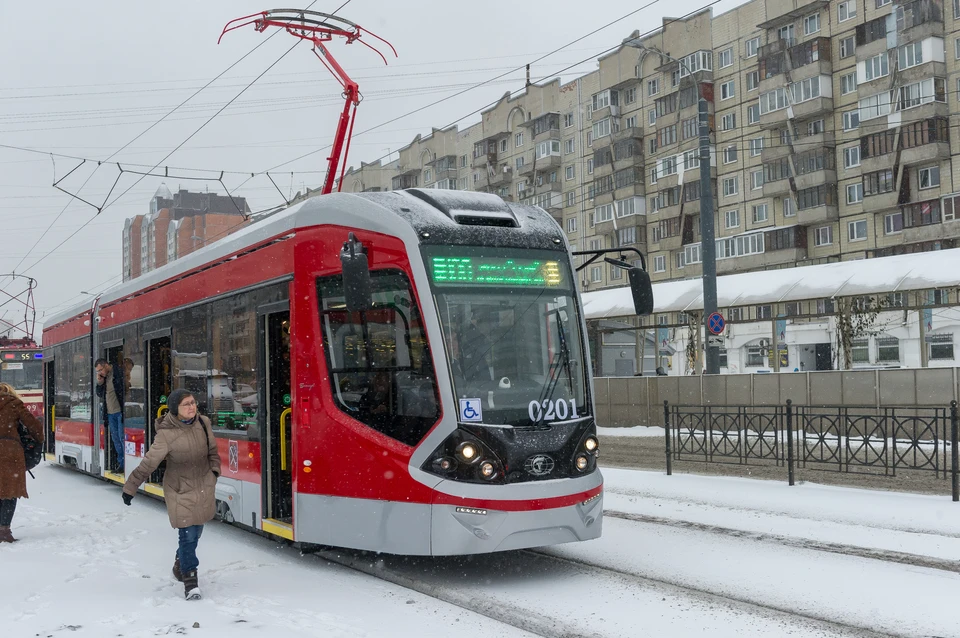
[0,383,44,542]
[123,389,220,600]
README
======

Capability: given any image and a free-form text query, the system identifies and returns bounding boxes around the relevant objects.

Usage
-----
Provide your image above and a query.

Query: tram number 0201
[528,399,579,423]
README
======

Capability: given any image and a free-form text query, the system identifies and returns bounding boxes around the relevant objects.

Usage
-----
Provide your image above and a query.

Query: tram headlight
[432,456,457,473]
[584,436,599,453]
[575,455,589,472]
[479,461,498,480]
[457,442,479,463]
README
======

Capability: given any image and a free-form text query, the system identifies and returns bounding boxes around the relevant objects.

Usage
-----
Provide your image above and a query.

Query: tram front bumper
[429,492,603,556]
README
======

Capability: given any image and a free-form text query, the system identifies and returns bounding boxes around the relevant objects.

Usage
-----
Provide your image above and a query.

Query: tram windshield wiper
[532,308,572,426]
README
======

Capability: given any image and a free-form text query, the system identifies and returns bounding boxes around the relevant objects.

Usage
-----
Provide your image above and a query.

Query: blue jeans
[107,412,124,471]
[178,525,204,573]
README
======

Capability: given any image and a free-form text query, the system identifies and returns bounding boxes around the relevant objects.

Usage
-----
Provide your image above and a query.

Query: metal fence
[662,400,960,501]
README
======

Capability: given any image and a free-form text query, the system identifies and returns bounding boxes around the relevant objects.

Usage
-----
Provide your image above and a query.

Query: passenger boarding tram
[42,189,652,555]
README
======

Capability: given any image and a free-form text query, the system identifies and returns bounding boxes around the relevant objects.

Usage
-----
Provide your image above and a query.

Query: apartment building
[340,0,960,296]
[122,184,250,281]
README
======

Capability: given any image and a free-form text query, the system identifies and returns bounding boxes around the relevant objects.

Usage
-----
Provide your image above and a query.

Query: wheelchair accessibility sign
[459,398,483,422]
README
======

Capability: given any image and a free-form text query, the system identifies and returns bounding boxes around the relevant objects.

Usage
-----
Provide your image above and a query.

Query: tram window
[210,299,259,439]
[70,340,91,422]
[317,270,440,446]
[172,306,211,415]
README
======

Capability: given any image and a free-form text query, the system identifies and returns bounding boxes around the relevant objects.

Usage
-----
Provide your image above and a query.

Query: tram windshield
[425,247,588,427]
[0,353,42,391]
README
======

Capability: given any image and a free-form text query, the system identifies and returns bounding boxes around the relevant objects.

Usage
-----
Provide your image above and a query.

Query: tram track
[603,509,960,574]
[303,528,898,638]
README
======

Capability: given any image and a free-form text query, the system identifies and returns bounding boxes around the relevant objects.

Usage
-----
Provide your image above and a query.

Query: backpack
[19,421,42,472]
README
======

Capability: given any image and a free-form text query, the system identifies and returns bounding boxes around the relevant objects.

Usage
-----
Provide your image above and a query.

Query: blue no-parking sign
[707,312,725,335]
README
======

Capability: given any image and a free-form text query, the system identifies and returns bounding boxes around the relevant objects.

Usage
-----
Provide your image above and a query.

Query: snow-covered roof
[582,248,960,319]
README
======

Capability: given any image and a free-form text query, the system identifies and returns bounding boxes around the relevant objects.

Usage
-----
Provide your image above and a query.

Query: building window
[565,138,575,154]
[929,334,954,360]
[626,115,638,129]
[757,305,773,320]
[803,12,820,35]
[723,177,739,196]
[566,190,576,207]
[778,25,795,42]
[723,145,738,164]
[590,265,602,282]
[725,209,740,228]
[515,156,525,170]
[746,37,761,58]
[839,0,857,21]
[839,37,855,59]
[566,217,577,233]
[624,87,637,104]
[876,0,891,6]
[720,80,735,100]
[815,226,833,246]
[515,132,524,147]
[746,71,759,92]
[610,264,624,280]
[843,110,860,131]
[848,219,867,241]
[747,104,760,125]
[653,255,666,273]
[750,138,763,156]
[752,203,769,223]
[844,146,861,169]
[719,48,733,68]
[877,336,900,363]
[852,338,870,364]
[587,159,594,174]
[618,226,638,246]
[721,113,736,130]
[760,87,788,114]
[517,181,526,196]
[649,109,657,126]
[647,79,660,96]
[846,183,864,204]
[650,167,658,185]
[898,42,923,70]
[746,346,765,367]
[884,211,903,234]
[840,72,857,95]
[565,165,575,181]
[564,113,574,128]
[919,166,940,189]
[751,170,764,190]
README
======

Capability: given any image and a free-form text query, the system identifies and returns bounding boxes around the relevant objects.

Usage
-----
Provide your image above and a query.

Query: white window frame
[721,112,736,130]
[747,104,760,124]
[725,209,740,228]
[746,71,759,92]
[566,217,577,233]
[719,47,734,68]
[843,146,860,169]
[846,182,863,204]
[803,12,820,35]
[723,177,739,197]
[884,211,903,234]
[745,37,760,58]
[720,80,736,100]
[814,226,833,246]
[840,37,855,59]
[723,145,738,164]
[847,219,867,241]
[752,203,769,223]
[840,72,857,95]
[565,165,575,181]
[843,109,861,131]
[653,255,666,273]
[838,0,857,21]
[919,166,940,189]
[647,79,660,96]
[515,132,524,148]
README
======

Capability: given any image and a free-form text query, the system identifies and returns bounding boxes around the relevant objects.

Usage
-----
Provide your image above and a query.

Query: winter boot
[172,554,183,582]
[0,526,15,543]
[183,570,201,600]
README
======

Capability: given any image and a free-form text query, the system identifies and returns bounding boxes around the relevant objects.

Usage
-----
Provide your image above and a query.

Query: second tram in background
[0,336,44,420]
[41,189,652,555]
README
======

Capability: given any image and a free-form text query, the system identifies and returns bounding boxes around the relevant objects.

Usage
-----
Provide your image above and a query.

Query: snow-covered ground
[2,464,959,637]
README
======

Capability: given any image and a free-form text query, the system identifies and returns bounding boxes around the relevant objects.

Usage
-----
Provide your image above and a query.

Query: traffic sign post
[707,312,725,336]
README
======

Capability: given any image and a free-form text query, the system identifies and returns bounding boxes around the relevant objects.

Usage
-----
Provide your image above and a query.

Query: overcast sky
[0,0,746,334]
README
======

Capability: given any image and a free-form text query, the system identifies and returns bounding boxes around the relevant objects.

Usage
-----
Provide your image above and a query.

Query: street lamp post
[624,42,720,374]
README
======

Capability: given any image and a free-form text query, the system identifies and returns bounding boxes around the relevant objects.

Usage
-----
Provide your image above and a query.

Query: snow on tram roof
[583,248,960,320]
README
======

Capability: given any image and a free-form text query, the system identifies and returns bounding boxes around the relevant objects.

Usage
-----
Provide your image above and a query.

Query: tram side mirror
[628,266,654,316]
[340,233,373,312]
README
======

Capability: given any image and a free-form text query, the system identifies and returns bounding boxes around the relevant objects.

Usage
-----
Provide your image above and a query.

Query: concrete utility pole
[625,41,719,374]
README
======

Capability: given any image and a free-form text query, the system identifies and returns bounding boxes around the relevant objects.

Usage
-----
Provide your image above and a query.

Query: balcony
[796,185,839,225]
[763,177,792,198]
[471,134,507,168]
[612,126,644,143]
[487,165,513,187]
[527,112,561,141]
[391,171,419,190]
[860,191,899,214]
[904,219,960,244]
[716,247,807,275]
[757,37,831,86]
[472,149,498,169]
[429,155,458,180]
[797,203,838,225]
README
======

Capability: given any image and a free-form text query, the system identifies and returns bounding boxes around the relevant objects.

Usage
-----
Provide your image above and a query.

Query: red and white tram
[42,189,652,555]
[0,337,44,421]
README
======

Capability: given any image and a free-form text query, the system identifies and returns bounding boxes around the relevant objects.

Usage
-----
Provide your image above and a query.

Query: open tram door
[258,303,292,539]
[101,343,125,477]
[144,332,172,487]
[43,358,56,457]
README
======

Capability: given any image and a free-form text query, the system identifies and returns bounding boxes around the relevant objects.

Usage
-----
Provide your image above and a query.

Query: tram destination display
[428,255,565,287]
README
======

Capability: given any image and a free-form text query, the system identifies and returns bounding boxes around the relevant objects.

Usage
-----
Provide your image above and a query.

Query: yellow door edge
[144,483,164,497]
[103,471,125,485]
[262,518,294,541]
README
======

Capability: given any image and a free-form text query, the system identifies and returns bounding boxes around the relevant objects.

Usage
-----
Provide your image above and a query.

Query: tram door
[145,336,172,484]
[103,345,124,473]
[44,359,56,455]
[260,308,292,525]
